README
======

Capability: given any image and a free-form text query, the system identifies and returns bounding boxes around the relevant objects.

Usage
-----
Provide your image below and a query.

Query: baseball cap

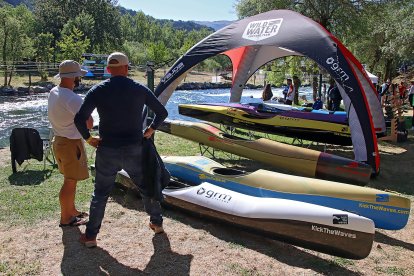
[54,60,87,79]
[107,52,129,67]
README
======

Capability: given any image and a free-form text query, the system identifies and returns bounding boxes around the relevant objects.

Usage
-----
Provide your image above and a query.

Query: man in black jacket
[74,52,168,247]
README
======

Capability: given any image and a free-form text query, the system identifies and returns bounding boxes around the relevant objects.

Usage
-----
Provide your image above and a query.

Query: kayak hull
[163,156,410,230]
[179,103,352,145]
[163,181,374,259]
[158,120,372,184]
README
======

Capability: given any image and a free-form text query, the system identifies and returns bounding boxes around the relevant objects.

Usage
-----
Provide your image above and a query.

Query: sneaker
[149,223,164,234]
[79,233,97,248]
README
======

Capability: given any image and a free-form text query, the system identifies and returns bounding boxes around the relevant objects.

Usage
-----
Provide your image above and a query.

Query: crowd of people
[261,77,342,111]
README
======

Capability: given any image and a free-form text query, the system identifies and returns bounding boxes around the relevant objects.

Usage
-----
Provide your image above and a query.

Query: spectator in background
[282,84,288,101]
[285,78,295,105]
[261,83,273,102]
[328,81,342,111]
[312,97,323,110]
[380,79,391,104]
[398,81,407,103]
[327,79,335,110]
[408,80,414,130]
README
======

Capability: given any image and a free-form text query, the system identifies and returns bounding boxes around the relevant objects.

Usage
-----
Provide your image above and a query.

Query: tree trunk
[7,70,13,86]
[293,76,301,105]
[2,30,8,87]
[384,59,393,81]
[312,76,318,102]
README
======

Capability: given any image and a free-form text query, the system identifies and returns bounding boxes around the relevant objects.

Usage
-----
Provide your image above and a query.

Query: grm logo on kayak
[333,214,348,224]
[376,194,390,202]
[326,57,350,82]
[311,225,356,239]
[161,62,184,83]
[197,187,232,203]
[242,18,283,42]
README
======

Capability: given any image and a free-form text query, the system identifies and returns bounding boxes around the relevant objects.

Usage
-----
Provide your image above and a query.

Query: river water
[0,87,313,147]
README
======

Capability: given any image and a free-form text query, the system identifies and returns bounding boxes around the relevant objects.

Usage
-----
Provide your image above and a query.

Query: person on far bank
[328,81,342,111]
[74,52,168,248]
[48,60,94,227]
[285,78,295,105]
[408,80,414,130]
[261,83,273,102]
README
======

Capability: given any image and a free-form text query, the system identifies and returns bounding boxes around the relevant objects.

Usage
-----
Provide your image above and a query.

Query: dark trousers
[332,99,341,111]
[85,143,162,239]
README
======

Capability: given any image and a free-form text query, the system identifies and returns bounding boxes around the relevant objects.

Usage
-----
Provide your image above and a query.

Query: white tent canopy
[365,70,379,84]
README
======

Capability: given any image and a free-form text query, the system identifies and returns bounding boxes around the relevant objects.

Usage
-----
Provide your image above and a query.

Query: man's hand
[143,127,155,139]
[86,136,101,148]
[86,116,94,130]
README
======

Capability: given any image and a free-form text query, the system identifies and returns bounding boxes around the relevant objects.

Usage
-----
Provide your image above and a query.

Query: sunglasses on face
[74,77,81,88]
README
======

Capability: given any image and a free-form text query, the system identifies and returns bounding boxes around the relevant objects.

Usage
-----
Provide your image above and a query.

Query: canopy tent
[365,70,379,84]
[154,10,385,174]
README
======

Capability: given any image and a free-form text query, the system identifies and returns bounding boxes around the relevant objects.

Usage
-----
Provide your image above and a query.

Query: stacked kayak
[158,120,372,185]
[178,103,352,145]
[163,156,411,230]
[117,170,374,259]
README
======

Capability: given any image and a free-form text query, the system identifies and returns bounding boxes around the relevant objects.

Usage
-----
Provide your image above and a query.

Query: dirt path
[0,192,413,276]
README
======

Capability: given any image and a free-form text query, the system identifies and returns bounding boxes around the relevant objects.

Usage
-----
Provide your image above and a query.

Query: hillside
[3,0,31,7]
[194,20,234,30]
[4,1,213,32]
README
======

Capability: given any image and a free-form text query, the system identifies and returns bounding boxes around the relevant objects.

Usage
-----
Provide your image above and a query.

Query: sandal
[59,216,88,227]
[76,212,89,219]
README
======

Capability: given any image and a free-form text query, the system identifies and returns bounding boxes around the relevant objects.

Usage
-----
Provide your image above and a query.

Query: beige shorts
[53,136,89,181]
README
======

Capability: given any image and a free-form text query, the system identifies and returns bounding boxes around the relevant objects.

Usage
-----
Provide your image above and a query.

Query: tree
[0,4,34,86]
[145,41,170,66]
[34,33,54,80]
[34,0,122,54]
[57,27,90,61]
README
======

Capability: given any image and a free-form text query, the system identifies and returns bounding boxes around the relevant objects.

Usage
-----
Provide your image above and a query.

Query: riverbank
[0,132,413,275]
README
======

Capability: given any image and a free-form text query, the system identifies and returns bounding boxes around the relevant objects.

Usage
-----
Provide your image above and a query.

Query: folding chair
[10,128,55,173]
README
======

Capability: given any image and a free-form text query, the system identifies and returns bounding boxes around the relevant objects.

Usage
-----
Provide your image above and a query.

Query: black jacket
[141,138,170,201]
[10,128,43,165]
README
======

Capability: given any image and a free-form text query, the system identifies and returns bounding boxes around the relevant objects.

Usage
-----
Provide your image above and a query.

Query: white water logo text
[242,19,283,41]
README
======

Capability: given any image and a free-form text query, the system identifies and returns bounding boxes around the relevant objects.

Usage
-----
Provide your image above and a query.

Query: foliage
[0,4,34,85]
[57,27,90,62]
[34,32,54,80]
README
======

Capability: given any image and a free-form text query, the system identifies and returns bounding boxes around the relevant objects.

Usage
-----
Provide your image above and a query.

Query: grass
[0,148,96,225]
[0,131,226,226]
[0,260,41,276]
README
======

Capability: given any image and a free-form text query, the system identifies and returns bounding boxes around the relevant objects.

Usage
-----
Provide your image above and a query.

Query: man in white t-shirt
[285,78,295,105]
[48,60,93,227]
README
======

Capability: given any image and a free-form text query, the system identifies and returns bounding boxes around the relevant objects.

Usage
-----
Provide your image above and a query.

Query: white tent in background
[365,70,379,84]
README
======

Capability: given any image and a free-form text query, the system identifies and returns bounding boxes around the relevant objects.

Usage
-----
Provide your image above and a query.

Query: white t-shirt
[48,86,83,139]
[286,84,295,101]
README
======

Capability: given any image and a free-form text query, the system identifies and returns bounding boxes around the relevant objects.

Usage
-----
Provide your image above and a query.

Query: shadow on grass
[61,223,193,275]
[374,231,414,252]
[8,169,53,186]
[110,187,361,275]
